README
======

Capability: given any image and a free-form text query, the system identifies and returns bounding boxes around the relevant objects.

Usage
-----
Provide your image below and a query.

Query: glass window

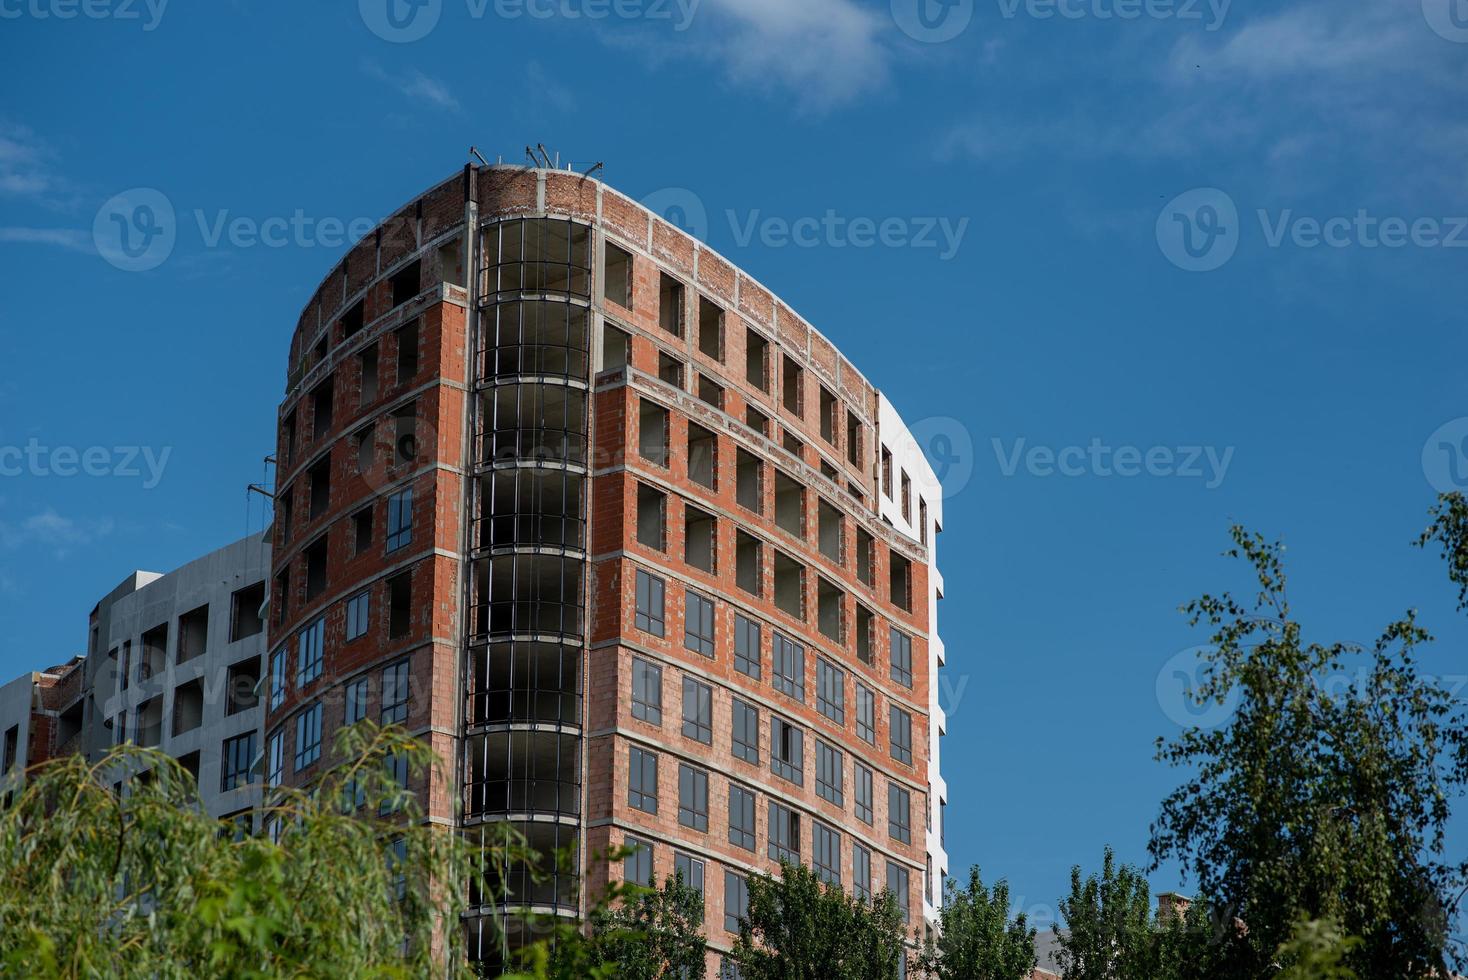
[890,628,913,688]
[816,741,844,806]
[628,746,658,813]
[266,730,283,788]
[729,783,756,851]
[221,731,256,792]
[296,617,323,687]
[268,646,286,710]
[816,658,844,725]
[853,844,872,902]
[768,801,800,863]
[771,716,803,786]
[386,487,413,552]
[724,871,748,934]
[681,676,713,744]
[344,676,369,725]
[813,822,841,885]
[624,836,653,887]
[678,763,709,832]
[684,590,715,657]
[887,862,911,925]
[381,659,410,724]
[889,783,912,844]
[635,570,665,636]
[732,699,759,764]
[632,657,663,725]
[855,683,876,745]
[855,763,874,825]
[890,705,913,766]
[294,702,322,771]
[674,851,705,900]
[734,613,761,679]
[772,633,804,702]
[345,590,370,641]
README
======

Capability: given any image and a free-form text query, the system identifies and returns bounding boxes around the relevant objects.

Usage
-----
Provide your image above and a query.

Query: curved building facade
[268,164,948,969]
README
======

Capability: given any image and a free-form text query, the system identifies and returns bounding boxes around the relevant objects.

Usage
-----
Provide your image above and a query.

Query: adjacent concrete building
[268,162,951,970]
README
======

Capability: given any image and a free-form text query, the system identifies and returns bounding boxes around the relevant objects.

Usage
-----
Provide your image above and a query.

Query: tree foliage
[729,861,910,980]
[1149,525,1468,978]
[579,872,707,980]
[1420,492,1468,612]
[1053,847,1157,980]
[0,722,484,979]
[1274,917,1360,980]
[916,867,1034,980]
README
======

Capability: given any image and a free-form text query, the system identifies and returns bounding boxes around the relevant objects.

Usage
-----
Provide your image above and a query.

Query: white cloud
[0,227,92,252]
[0,508,115,559]
[361,61,460,112]
[0,122,74,209]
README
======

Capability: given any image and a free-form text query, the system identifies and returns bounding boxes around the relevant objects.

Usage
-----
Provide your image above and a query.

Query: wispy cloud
[0,121,76,209]
[0,508,115,559]
[361,60,460,112]
[0,227,92,252]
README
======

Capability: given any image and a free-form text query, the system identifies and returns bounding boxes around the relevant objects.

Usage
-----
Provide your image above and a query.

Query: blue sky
[3,0,1467,929]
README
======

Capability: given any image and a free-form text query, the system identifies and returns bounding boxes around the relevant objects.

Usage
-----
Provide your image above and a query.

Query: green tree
[1274,917,1360,980]
[916,867,1035,980]
[0,722,489,979]
[582,871,707,979]
[729,861,910,980]
[1150,526,1468,978]
[1420,492,1468,611]
[1052,847,1158,980]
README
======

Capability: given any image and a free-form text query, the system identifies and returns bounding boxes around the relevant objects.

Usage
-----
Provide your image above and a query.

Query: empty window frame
[603,241,633,308]
[890,705,914,766]
[684,590,715,657]
[396,321,419,384]
[481,381,589,467]
[485,219,593,296]
[388,571,412,639]
[677,763,709,832]
[746,329,770,391]
[659,273,685,337]
[628,746,658,813]
[817,658,845,725]
[773,471,805,538]
[308,458,331,520]
[304,537,328,601]
[773,551,805,621]
[698,297,723,360]
[389,259,420,308]
[657,351,684,389]
[768,800,800,863]
[353,506,374,555]
[746,406,770,437]
[637,484,667,551]
[341,299,364,339]
[359,343,379,405]
[732,699,759,764]
[729,783,756,851]
[601,323,630,373]
[294,702,323,771]
[889,552,912,612]
[782,430,804,461]
[177,604,208,663]
[386,487,413,552]
[813,822,841,885]
[635,570,666,636]
[696,374,724,410]
[684,505,716,574]
[734,613,761,679]
[781,356,803,417]
[296,617,324,688]
[770,715,803,786]
[818,578,844,645]
[819,387,837,445]
[856,529,876,588]
[846,411,862,468]
[890,628,914,688]
[229,582,265,642]
[391,402,417,465]
[355,424,375,474]
[901,471,912,524]
[638,399,669,467]
[881,447,894,500]
[482,300,590,379]
[816,740,844,806]
[311,377,334,440]
[736,449,763,513]
[889,783,912,844]
[818,500,846,566]
[856,605,875,666]
[735,531,762,597]
[681,676,713,745]
[687,422,717,490]
[381,659,410,724]
[631,657,663,725]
